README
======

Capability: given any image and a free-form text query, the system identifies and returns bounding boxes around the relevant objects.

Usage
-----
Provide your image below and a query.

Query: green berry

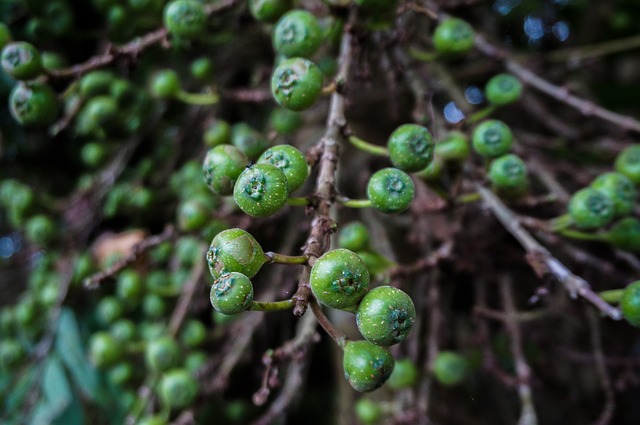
[355,398,382,424]
[591,172,636,217]
[202,144,250,195]
[435,131,470,162]
[488,154,528,195]
[472,120,513,158]
[310,249,370,310]
[356,286,416,346]
[79,71,115,98]
[269,107,302,134]
[432,351,469,386]
[605,217,640,253]
[343,340,395,392]
[143,293,167,319]
[96,296,124,326]
[621,281,640,327]
[1,42,42,80]
[210,272,254,314]
[387,124,435,172]
[138,416,168,425]
[81,142,108,168]
[257,144,309,192]
[414,156,444,181]
[180,319,207,348]
[249,0,291,23]
[89,332,123,368]
[367,168,415,214]
[0,339,25,369]
[110,319,137,343]
[206,228,267,279]
[41,51,66,71]
[24,214,56,245]
[231,123,269,159]
[233,163,289,218]
[185,351,208,373]
[159,369,199,409]
[615,145,640,184]
[357,251,394,276]
[177,197,209,232]
[81,95,119,130]
[273,10,322,58]
[204,120,231,147]
[0,24,12,50]
[163,0,207,39]
[116,270,144,303]
[338,221,370,252]
[191,57,214,81]
[568,187,615,230]
[271,57,323,111]
[151,69,181,98]
[175,236,202,268]
[9,82,59,126]
[145,336,181,372]
[146,270,179,297]
[388,358,419,390]
[108,362,133,386]
[485,73,522,105]
[433,18,475,55]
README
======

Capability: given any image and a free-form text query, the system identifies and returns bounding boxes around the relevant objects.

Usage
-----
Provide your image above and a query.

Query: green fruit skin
[1,42,42,80]
[151,69,181,98]
[146,337,181,372]
[310,249,370,310]
[433,18,475,54]
[338,221,370,252]
[568,187,615,230]
[81,142,108,168]
[257,144,309,192]
[210,272,254,314]
[89,332,123,368]
[615,145,640,184]
[273,10,322,58]
[355,398,382,424]
[485,73,522,106]
[367,168,415,214]
[435,131,470,162]
[206,228,267,279]
[387,124,435,172]
[25,214,56,245]
[414,156,443,181]
[472,120,513,158]
[180,320,207,347]
[233,163,290,218]
[96,296,124,326]
[202,145,249,195]
[388,358,419,390]
[10,82,59,126]
[591,172,637,217]
[143,293,167,319]
[356,251,394,276]
[488,153,528,195]
[110,319,137,342]
[190,57,214,81]
[621,281,640,327]
[343,340,395,392]
[356,286,416,346]
[163,0,206,38]
[108,362,133,386]
[249,0,291,22]
[0,23,12,50]
[204,120,231,147]
[159,369,199,409]
[606,217,640,252]
[0,339,25,369]
[177,198,209,231]
[116,270,144,302]
[231,123,269,159]
[269,107,302,134]
[432,351,469,386]
[79,71,115,98]
[271,57,323,111]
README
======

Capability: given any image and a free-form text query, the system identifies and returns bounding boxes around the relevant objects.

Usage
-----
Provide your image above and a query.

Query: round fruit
[143,293,167,319]
[190,57,214,81]
[355,398,382,424]
[615,145,640,184]
[271,57,323,111]
[338,221,370,252]
[485,73,522,105]
[366,168,415,213]
[210,272,254,314]
[204,120,231,147]
[0,23,12,50]
[621,281,640,327]
[567,187,615,230]
[145,336,181,372]
[79,70,114,97]
[116,270,144,303]
[9,82,59,126]
[110,319,137,343]
[96,296,124,326]
[1,41,42,80]
[414,156,444,181]
[24,214,56,245]
[206,228,267,279]
[269,107,302,134]
[488,153,528,194]
[163,0,207,39]
[81,142,108,168]
[343,340,395,392]
[159,369,199,409]
[177,198,209,231]
[233,163,289,218]
[108,362,133,386]
[257,144,308,191]
[310,249,370,310]
[231,123,269,159]
[202,144,249,195]
[273,10,322,58]
[435,131,470,162]
[249,0,291,22]
[591,172,636,217]
[472,120,513,158]
[387,124,435,172]
[432,351,469,386]
[89,332,123,368]
[356,286,416,346]
[180,319,207,347]
[151,69,181,98]
[433,18,475,54]
[388,358,419,390]
[606,217,640,253]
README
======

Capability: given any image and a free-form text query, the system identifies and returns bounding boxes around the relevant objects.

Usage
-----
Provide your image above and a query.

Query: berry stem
[286,197,309,206]
[321,81,337,96]
[558,228,603,242]
[250,299,295,312]
[598,289,624,304]
[348,135,389,157]
[174,90,219,105]
[338,197,372,208]
[549,214,573,231]
[409,47,440,62]
[456,192,482,203]
[309,298,347,349]
[467,105,496,124]
[265,251,308,265]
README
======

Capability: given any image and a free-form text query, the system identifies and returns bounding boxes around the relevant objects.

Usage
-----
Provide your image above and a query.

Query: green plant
[567,187,615,230]
[435,131,470,162]
[621,281,640,327]
[310,248,370,310]
[9,82,59,126]
[151,69,181,99]
[271,57,323,111]
[273,10,322,58]
[257,144,309,191]
[163,0,207,39]
[206,228,267,279]
[249,0,292,23]
[1,41,42,80]
[202,145,250,196]
[366,168,415,213]
[338,221,370,252]
[590,171,636,217]
[145,336,181,372]
[432,351,469,386]
[485,73,522,106]
[159,369,199,409]
[343,340,395,392]
[387,124,435,172]
[356,286,416,346]
[233,163,290,217]
[210,272,254,314]
[387,358,419,390]
[432,18,474,54]
[472,120,513,158]
[488,153,528,195]
[203,120,231,147]
[615,144,640,184]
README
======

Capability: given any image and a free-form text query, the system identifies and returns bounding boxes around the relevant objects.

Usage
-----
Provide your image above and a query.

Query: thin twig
[586,309,615,425]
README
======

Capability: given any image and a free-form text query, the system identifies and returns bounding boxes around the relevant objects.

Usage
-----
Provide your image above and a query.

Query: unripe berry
[1,41,43,80]
[9,82,59,126]
[273,10,322,58]
[621,281,640,327]
[204,120,231,147]
[435,131,470,162]
[591,171,636,217]
[355,398,382,424]
[233,163,289,218]
[615,145,640,184]
[387,124,435,172]
[163,0,207,39]
[472,120,513,158]
[356,286,416,346]
[485,73,522,106]
[488,154,528,195]
[568,187,614,230]
[605,217,640,253]
[202,145,249,196]
[432,351,469,386]
[271,57,323,111]
[210,272,254,314]
[367,168,415,213]
[433,18,474,55]
[388,358,419,390]
[249,0,292,23]
[159,369,199,409]
[89,332,123,367]
[338,221,370,252]
[145,336,181,372]
[257,144,309,192]
[310,249,370,310]
[151,69,181,99]
[343,340,395,392]
[206,228,267,279]
[231,123,269,160]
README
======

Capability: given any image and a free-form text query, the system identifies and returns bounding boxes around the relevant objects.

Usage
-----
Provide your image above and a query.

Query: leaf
[55,308,99,400]
[30,354,72,425]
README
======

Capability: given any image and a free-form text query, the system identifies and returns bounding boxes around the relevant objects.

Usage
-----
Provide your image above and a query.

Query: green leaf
[30,354,72,425]
[3,367,37,419]
[55,308,99,400]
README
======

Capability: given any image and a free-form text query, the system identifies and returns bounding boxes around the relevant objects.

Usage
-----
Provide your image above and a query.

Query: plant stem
[309,299,347,349]
[348,135,389,156]
[286,197,309,206]
[558,229,603,242]
[545,33,640,64]
[598,289,624,304]
[250,299,295,312]
[457,192,482,203]
[467,105,496,124]
[338,197,372,208]
[409,47,440,62]
[175,90,219,105]
[321,81,337,95]
[265,251,308,265]
[549,214,573,231]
